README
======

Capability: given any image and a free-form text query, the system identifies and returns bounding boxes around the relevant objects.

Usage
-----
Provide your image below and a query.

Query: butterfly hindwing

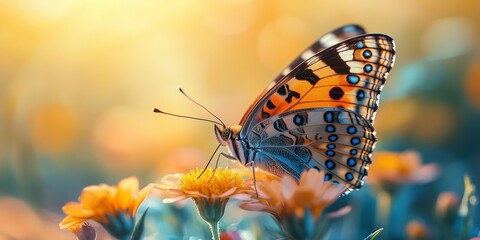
[247,108,375,190]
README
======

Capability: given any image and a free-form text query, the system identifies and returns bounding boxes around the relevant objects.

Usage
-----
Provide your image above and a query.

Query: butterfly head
[214,124,241,146]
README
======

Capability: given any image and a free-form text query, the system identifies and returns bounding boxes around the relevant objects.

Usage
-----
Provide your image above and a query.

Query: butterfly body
[216,25,395,191]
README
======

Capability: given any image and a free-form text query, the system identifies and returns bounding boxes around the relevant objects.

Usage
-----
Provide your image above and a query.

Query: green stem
[376,190,392,228]
[208,220,220,240]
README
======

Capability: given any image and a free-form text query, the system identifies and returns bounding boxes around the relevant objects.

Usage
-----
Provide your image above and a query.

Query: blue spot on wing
[325,173,332,181]
[345,172,354,181]
[363,50,372,58]
[350,149,358,155]
[324,111,334,123]
[347,75,360,84]
[351,137,361,145]
[329,134,338,142]
[364,64,373,73]
[347,126,357,134]
[325,160,336,170]
[347,158,357,167]
[326,150,335,157]
[326,125,336,133]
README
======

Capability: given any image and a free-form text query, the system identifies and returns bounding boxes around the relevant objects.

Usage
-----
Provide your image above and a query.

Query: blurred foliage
[0,0,479,239]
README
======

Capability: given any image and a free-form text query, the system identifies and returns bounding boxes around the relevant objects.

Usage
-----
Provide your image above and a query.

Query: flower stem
[208,220,220,240]
[376,190,392,224]
[376,190,392,237]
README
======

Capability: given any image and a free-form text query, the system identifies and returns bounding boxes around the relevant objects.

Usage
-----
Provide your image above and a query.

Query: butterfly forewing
[240,24,367,126]
[240,34,395,136]
[273,24,367,84]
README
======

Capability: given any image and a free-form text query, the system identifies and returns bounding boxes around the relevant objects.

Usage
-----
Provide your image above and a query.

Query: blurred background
[0,0,479,239]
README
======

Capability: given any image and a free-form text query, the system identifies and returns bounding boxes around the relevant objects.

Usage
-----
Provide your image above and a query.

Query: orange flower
[156,167,251,240]
[59,176,152,239]
[240,169,349,239]
[367,150,438,192]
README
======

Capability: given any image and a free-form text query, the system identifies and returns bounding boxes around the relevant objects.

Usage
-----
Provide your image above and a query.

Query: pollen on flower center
[180,168,244,196]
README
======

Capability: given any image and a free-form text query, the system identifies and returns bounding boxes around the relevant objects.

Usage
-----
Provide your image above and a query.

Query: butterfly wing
[247,107,375,190]
[235,28,395,189]
[272,24,367,84]
[239,33,395,137]
[240,24,367,125]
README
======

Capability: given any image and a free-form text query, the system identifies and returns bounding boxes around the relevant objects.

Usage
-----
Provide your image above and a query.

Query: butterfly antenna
[179,88,225,126]
[197,143,221,179]
[153,108,222,125]
[207,152,223,183]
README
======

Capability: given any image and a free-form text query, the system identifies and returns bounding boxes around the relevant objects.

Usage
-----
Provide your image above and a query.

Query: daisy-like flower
[155,167,251,240]
[367,150,438,193]
[59,176,152,240]
[240,169,349,240]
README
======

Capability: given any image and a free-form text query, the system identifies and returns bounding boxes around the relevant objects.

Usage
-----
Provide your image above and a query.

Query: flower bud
[69,222,96,240]
[436,191,459,223]
[405,221,429,240]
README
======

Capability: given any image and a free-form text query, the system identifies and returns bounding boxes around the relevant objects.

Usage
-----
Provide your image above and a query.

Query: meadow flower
[367,150,438,193]
[59,176,152,239]
[155,167,251,240]
[240,169,349,240]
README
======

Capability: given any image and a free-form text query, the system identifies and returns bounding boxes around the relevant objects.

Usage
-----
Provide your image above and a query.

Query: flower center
[180,168,244,196]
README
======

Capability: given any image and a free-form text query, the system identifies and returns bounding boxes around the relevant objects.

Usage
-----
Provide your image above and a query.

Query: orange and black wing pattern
[240,24,368,127]
[240,33,395,134]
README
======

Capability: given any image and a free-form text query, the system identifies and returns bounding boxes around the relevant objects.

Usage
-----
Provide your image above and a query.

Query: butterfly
[213,24,396,192]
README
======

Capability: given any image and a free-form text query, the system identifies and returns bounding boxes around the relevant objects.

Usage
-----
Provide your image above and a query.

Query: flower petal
[132,184,153,216]
[281,175,297,200]
[163,196,189,204]
[79,185,112,211]
[326,206,352,218]
[115,176,140,212]
[412,164,439,183]
[161,174,184,186]
[59,215,86,229]
[239,202,275,212]
[62,202,95,217]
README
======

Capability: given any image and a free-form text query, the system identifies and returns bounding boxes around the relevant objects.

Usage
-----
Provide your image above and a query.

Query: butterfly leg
[207,152,238,182]
[245,161,260,198]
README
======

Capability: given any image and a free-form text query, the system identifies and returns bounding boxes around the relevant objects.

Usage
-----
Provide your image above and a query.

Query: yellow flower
[367,150,438,193]
[155,167,251,240]
[59,176,152,239]
[240,169,349,239]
